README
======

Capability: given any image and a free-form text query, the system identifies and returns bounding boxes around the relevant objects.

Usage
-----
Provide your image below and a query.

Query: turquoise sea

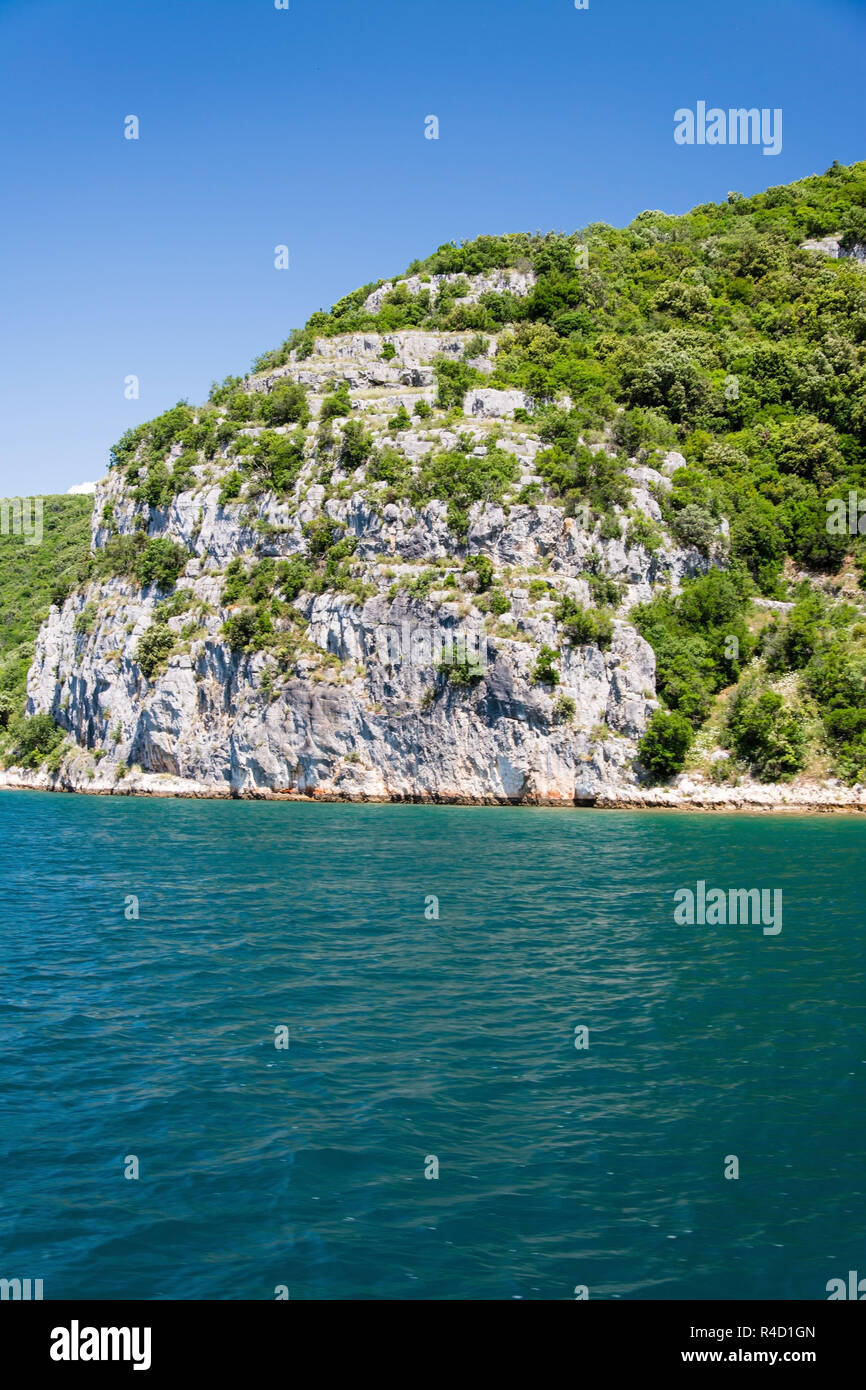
[0,791,863,1300]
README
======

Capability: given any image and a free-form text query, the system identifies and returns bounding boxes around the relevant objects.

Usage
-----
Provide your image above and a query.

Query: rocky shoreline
[1,764,863,813]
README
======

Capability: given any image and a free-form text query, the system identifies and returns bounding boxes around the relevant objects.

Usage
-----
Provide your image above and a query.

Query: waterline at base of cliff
[0,763,863,812]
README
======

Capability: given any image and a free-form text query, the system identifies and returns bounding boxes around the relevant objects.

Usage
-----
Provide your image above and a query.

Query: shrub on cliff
[319,383,352,422]
[555,595,613,650]
[638,709,694,781]
[531,644,560,686]
[11,713,65,768]
[410,442,519,538]
[221,606,273,653]
[339,420,373,470]
[260,381,310,428]
[240,430,306,494]
[134,538,190,591]
[433,357,482,411]
[136,621,177,680]
[218,470,243,506]
[726,685,806,782]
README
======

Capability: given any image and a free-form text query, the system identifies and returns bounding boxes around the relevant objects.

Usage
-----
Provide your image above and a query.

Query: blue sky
[1,0,864,494]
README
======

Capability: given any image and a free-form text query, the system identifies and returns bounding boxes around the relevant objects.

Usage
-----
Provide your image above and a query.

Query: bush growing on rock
[464,554,494,591]
[553,694,576,722]
[669,503,717,555]
[134,538,190,591]
[632,568,752,732]
[221,606,273,654]
[276,556,312,602]
[260,381,310,427]
[726,684,806,782]
[433,357,482,411]
[218,470,243,505]
[136,621,177,680]
[410,442,519,539]
[12,713,65,768]
[532,644,560,686]
[320,383,352,422]
[638,709,694,780]
[239,430,306,495]
[339,420,373,470]
[555,595,613,650]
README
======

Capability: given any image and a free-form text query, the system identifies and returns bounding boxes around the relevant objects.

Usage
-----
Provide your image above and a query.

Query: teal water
[0,791,863,1301]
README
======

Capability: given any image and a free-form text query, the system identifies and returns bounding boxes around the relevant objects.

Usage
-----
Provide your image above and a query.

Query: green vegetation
[239,160,866,591]
[260,381,310,428]
[0,494,92,764]
[218,520,372,657]
[320,383,352,422]
[433,357,483,410]
[633,569,752,730]
[464,554,494,590]
[532,644,560,686]
[635,575,866,784]
[757,586,866,782]
[439,655,485,688]
[11,711,65,768]
[726,683,806,782]
[638,709,695,780]
[553,693,576,722]
[409,438,519,538]
[230,429,306,496]
[554,594,614,650]
[136,619,178,680]
[94,533,190,590]
[23,162,863,789]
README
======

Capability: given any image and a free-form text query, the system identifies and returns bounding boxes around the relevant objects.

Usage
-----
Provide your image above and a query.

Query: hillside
[3,161,866,805]
[0,495,93,766]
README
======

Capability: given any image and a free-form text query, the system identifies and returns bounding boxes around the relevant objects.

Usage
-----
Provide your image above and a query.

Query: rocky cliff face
[25,303,715,802]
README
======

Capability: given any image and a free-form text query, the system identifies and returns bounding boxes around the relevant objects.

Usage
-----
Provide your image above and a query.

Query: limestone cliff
[23,280,718,802]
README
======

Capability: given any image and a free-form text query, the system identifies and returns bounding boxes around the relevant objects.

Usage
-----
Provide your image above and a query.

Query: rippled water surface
[1,792,863,1300]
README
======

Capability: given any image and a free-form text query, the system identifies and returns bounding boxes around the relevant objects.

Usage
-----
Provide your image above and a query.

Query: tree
[727,686,806,781]
[13,713,64,767]
[261,381,310,427]
[638,709,694,780]
[134,539,190,591]
[532,645,560,686]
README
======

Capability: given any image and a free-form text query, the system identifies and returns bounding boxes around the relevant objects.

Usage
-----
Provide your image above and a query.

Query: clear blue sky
[1,0,863,494]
